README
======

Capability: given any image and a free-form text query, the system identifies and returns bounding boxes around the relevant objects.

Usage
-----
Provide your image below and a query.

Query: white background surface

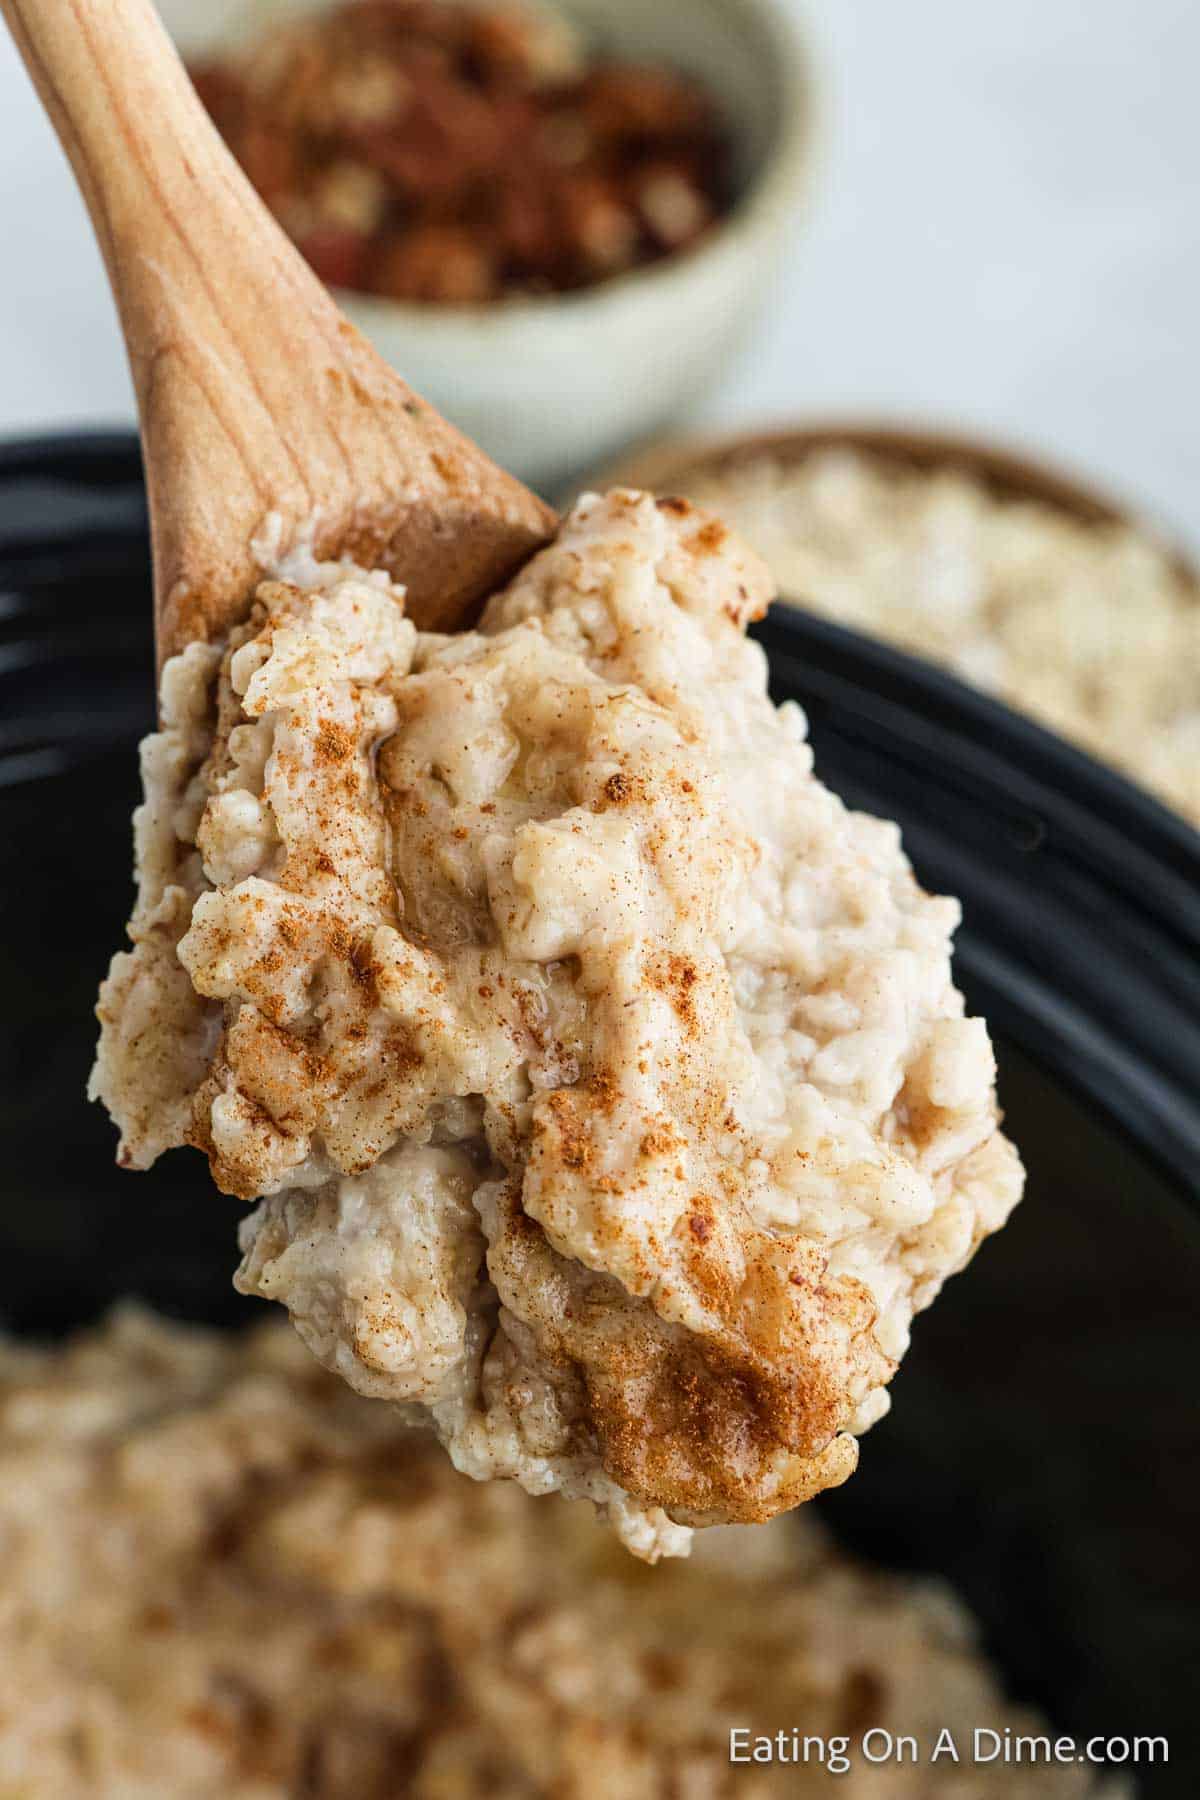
[1,0,1197,546]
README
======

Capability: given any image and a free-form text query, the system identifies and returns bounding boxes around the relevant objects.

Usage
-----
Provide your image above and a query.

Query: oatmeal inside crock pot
[92,490,1022,1559]
[0,1307,1110,1799]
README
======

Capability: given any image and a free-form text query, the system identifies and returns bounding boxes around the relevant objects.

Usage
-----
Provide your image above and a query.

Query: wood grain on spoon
[0,0,555,662]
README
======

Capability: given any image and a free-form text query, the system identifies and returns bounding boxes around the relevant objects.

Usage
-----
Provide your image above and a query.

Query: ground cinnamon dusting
[91,488,1022,1562]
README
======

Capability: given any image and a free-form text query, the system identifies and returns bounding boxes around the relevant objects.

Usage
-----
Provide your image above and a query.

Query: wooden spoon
[0,0,556,663]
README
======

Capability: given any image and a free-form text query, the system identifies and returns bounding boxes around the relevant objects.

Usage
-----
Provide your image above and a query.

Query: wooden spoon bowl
[0,0,555,663]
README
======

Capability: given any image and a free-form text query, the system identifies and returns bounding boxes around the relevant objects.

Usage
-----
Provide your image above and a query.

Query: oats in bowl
[660,442,1200,826]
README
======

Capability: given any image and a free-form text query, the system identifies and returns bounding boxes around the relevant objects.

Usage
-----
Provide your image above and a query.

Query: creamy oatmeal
[92,490,1022,1558]
[0,1308,1107,1799]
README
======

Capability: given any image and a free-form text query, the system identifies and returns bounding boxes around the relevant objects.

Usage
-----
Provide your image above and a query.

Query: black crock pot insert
[2,437,1196,1794]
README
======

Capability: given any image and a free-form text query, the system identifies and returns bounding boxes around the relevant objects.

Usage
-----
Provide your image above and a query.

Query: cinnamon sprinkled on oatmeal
[92,490,1021,1559]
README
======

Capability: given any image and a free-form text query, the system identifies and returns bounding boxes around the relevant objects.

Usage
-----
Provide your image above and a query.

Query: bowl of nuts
[161,0,815,487]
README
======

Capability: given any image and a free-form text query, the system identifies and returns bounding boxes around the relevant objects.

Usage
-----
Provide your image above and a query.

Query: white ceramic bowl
[160,0,815,489]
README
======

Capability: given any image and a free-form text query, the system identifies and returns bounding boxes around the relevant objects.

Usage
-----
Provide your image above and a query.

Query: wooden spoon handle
[0,0,554,657]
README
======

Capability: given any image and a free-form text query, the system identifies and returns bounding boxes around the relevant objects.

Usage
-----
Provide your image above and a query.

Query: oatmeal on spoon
[5,0,1023,1557]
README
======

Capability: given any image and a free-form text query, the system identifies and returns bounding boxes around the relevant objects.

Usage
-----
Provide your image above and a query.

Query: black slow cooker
[2,435,1197,1795]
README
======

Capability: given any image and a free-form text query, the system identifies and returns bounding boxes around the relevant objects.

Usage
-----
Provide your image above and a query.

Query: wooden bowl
[581,420,1198,578]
